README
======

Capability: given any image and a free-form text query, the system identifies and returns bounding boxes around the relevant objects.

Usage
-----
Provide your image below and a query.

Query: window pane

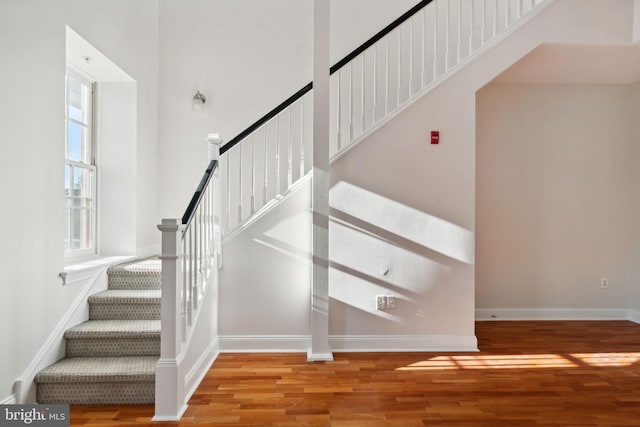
[72,166,93,199]
[67,121,89,163]
[67,77,89,123]
[64,165,71,197]
[64,207,70,250]
[70,208,92,250]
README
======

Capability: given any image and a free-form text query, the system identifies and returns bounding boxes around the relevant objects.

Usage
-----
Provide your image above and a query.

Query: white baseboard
[219,335,311,352]
[15,266,110,403]
[476,308,630,321]
[219,334,478,353]
[628,309,640,324]
[330,334,478,352]
[183,339,219,405]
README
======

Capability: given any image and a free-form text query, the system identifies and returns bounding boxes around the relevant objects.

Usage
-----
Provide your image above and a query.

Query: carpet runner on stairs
[35,258,161,405]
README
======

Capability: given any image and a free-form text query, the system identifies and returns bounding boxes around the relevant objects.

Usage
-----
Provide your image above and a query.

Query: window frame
[64,68,97,260]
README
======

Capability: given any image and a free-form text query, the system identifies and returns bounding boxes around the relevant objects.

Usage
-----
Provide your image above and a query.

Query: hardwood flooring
[70,321,640,426]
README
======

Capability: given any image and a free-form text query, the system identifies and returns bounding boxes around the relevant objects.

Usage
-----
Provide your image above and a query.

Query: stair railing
[155,135,222,421]
[330,0,548,157]
[219,0,548,236]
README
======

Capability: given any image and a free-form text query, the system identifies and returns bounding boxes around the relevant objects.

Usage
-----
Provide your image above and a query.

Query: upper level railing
[218,0,547,235]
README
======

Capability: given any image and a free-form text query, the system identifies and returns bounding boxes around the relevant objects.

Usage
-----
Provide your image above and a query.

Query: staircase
[32,0,551,413]
[35,258,161,404]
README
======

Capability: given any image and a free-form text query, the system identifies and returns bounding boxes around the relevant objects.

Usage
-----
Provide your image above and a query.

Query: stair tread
[89,289,161,304]
[64,320,161,339]
[35,356,157,383]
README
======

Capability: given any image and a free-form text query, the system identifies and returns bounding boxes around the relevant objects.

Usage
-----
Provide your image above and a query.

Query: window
[64,70,96,258]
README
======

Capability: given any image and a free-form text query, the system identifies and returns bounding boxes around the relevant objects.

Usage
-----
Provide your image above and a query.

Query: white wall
[213,0,635,345]
[158,0,313,219]
[0,0,159,402]
[159,0,425,343]
[630,82,640,317]
[157,0,421,219]
[476,83,635,312]
[218,180,312,349]
[329,82,477,341]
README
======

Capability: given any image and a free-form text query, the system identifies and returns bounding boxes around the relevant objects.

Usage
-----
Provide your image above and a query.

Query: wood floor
[70,321,640,426]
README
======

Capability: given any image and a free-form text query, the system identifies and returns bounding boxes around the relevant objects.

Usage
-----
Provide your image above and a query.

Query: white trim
[218,334,478,353]
[330,334,478,352]
[222,173,312,243]
[1,394,17,405]
[15,256,135,403]
[63,255,137,285]
[15,267,109,403]
[183,339,220,404]
[219,335,311,353]
[628,309,640,324]
[476,308,630,321]
[307,351,334,362]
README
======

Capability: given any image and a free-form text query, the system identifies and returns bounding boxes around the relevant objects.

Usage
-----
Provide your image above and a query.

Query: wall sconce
[193,91,206,110]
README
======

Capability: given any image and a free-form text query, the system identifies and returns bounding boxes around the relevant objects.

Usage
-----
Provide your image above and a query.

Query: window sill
[62,255,138,286]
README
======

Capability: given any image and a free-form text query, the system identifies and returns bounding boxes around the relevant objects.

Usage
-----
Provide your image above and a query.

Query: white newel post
[207,133,223,269]
[154,218,186,421]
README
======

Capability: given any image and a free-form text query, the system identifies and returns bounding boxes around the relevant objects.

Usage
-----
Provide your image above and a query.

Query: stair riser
[107,275,161,290]
[89,304,160,320]
[37,381,154,404]
[66,339,160,357]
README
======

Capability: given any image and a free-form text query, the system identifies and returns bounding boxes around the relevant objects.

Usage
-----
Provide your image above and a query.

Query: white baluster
[408,19,414,96]
[225,154,231,231]
[397,29,402,106]
[237,144,242,222]
[299,101,305,177]
[385,38,390,115]
[287,109,293,188]
[251,134,256,214]
[433,0,439,78]
[481,0,486,44]
[421,9,426,89]
[361,55,366,133]
[336,71,342,152]
[445,0,450,71]
[274,116,280,194]
[469,0,475,54]
[492,0,497,37]
[349,62,354,142]
[457,0,462,63]
[517,0,522,20]
[372,46,377,124]
[263,127,268,205]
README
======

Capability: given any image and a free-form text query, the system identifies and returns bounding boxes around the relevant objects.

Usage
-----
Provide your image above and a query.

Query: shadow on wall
[250,180,474,327]
[328,181,474,324]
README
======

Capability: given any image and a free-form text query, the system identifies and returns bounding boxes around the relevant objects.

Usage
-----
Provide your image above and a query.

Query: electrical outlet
[376,295,387,310]
[601,278,609,289]
[386,296,396,309]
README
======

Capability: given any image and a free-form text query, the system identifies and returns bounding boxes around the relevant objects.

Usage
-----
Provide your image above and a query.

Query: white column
[309,0,333,362]
[206,133,222,163]
[154,218,186,420]
[206,133,223,269]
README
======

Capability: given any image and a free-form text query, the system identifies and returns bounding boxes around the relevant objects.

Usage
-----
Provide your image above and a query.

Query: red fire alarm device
[430,130,440,145]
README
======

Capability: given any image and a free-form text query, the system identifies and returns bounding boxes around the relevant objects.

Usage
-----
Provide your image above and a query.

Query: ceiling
[492,44,640,85]
[66,26,134,83]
